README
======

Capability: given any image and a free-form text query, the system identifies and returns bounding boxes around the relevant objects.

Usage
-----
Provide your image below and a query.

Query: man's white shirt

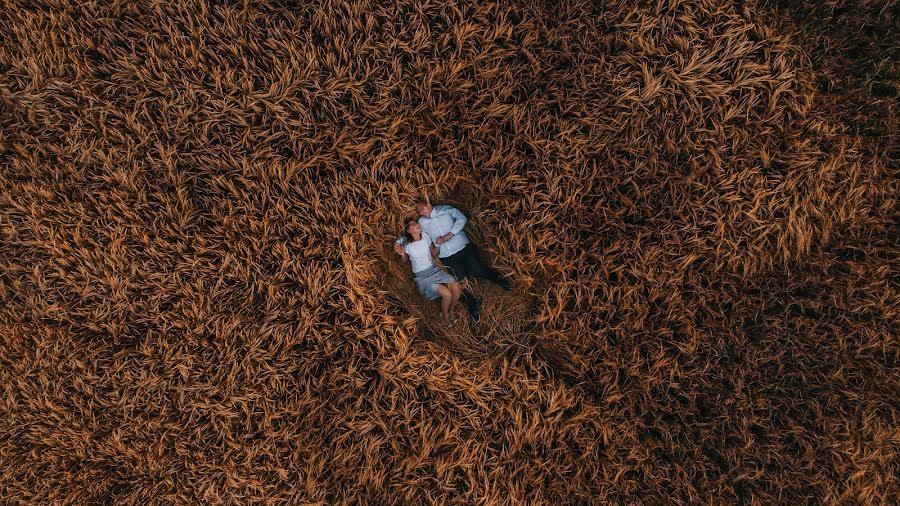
[418,205,470,258]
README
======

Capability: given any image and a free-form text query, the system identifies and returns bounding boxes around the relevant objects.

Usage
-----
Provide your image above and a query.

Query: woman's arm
[430,243,439,257]
[394,242,408,262]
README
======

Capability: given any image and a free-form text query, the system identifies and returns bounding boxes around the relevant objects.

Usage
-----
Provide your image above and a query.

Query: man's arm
[445,206,467,235]
[435,206,467,245]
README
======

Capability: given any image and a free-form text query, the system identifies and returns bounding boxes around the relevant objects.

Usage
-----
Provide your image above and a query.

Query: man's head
[415,200,433,218]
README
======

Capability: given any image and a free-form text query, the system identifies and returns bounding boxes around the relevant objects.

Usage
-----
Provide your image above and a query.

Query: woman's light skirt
[413,265,456,300]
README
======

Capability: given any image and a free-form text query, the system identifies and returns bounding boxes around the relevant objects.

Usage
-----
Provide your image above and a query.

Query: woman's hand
[435,232,453,245]
[394,243,404,254]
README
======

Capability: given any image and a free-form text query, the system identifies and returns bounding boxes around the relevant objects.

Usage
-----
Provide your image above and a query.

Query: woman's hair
[402,218,419,243]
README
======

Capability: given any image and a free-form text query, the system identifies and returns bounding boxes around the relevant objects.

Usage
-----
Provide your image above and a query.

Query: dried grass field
[1,0,897,504]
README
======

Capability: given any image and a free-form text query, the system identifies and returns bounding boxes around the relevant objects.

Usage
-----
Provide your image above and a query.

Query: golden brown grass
[1,0,897,504]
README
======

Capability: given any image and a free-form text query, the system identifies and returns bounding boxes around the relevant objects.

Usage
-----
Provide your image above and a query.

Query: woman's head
[404,218,421,242]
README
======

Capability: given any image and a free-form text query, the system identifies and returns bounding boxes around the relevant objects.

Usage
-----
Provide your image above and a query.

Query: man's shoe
[469,307,481,324]
[498,278,512,292]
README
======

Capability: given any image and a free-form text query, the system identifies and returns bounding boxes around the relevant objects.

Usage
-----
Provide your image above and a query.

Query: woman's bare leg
[436,284,452,324]
[448,281,461,316]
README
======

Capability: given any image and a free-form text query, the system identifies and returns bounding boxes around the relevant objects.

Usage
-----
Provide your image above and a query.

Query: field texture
[1,0,897,504]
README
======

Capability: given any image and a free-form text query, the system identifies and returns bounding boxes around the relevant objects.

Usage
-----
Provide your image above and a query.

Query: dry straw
[1,0,896,504]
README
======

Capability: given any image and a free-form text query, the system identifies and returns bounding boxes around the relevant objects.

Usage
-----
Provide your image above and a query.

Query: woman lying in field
[394,218,462,327]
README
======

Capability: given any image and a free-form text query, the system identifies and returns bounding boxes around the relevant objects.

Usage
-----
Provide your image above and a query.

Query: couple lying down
[394,200,512,327]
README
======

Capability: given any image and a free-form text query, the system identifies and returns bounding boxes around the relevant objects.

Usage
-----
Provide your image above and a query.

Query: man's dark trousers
[441,243,506,314]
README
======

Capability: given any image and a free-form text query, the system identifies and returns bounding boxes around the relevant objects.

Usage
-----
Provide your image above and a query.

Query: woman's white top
[397,232,435,274]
